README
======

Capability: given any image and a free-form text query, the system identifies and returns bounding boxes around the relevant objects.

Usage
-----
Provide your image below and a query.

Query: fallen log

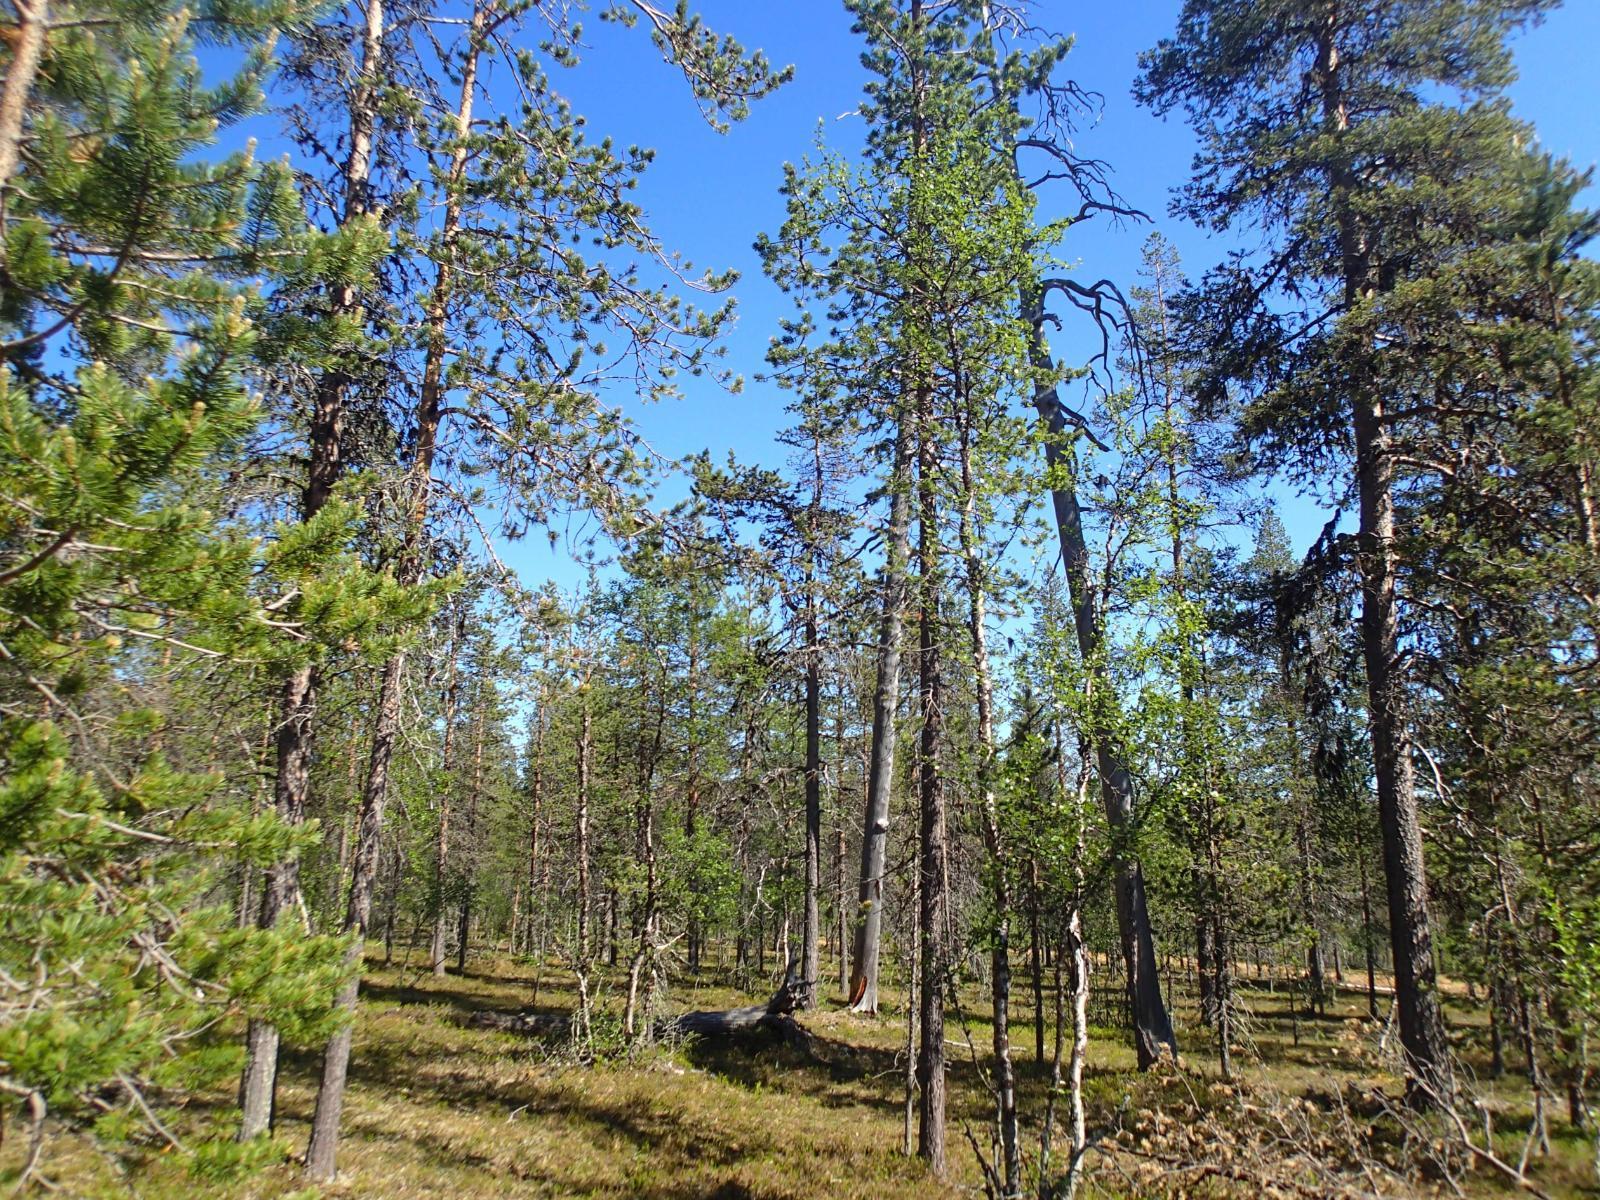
[655,959,829,1061]
[655,957,801,1041]
[456,1008,570,1038]
[459,960,824,1057]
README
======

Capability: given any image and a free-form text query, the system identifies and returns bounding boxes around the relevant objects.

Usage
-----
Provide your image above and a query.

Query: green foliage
[0,718,351,1158]
[0,0,379,1175]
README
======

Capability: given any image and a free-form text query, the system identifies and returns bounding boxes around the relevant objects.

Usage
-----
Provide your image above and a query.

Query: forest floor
[13,946,1596,1199]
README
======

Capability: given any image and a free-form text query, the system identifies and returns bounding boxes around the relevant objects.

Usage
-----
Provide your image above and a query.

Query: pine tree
[1138,0,1567,1102]
[0,0,388,1178]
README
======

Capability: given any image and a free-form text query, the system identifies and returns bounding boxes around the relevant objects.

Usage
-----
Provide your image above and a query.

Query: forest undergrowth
[7,946,1590,1200]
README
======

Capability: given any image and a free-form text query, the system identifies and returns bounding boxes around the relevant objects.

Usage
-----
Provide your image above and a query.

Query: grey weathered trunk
[1024,357,1177,1069]
[847,413,913,1012]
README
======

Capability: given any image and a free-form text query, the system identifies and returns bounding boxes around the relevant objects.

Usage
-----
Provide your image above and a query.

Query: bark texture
[1316,17,1449,1101]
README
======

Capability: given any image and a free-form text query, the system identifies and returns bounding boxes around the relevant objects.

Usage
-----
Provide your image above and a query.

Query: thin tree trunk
[381,830,403,967]
[836,823,848,996]
[431,615,464,975]
[1021,332,1177,1068]
[959,396,1017,1194]
[848,413,913,1013]
[238,0,385,1141]
[903,862,920,1158]
[239,667,314,1137]
[1062,908,1090,1199]
[913,379,945,1174]
[1215,907,1233,1081]
[800,429,825,1008]
[525,692,545,959]
[801,589,822,1009]
[1030,859,1045,1066]
[576,686,592,965]
[455,697,484,975]
[302,3,481,1178]
[685,634,703,975]
[0,0,48,192]
[622,766,659,1040]
[304,652,402,1179]
[1196,910,1216,1026]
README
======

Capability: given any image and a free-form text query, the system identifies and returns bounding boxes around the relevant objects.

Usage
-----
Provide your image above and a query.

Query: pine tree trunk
[685,637,702,975]
[848,413,912,1012]
[1195,909,1216,1027]
[525,694,545,960]
[238,667,314,1137]
[576,689,592,965]
[835,822,848,996]
[455,700,483,975]
[622,761,658,1041]
[800,594,822,1010]
[914,388,946,1174]
[1317,19,1449,1104]
[1023,357,1177,1069]
[431,616,463,976]
[0,0,48,190]
[302,4,480,1178]
[960,406,1017,1195]
[238,0,384,1141]
[304,651,403,1179]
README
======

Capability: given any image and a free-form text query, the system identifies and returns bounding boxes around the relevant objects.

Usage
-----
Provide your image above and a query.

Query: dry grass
[5,947,1594,1198]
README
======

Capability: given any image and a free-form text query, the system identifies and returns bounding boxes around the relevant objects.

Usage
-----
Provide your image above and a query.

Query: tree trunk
[302,3,480,1178]
[835,823,848,996]
[0,0,48,191]
[800,591,822,1010]
[622,763,658,1041]
[304,651,403,1179]
[1062,909,1090,1199]
[1214,908,1233,1081]
[431,615,464,976]
[1021,347,1177,1069]
[238,667,314,1138]
[576,687,592,965]
[914,386,945,1174]
[685,635,703,975]
[960,400,1017,1194]
[238,0,385,1142]
[1317,19,1449,1104]
[455,698,484,975]
[848,412,913,1013]
[525,693,545,959]
[1195,910,1216,1027]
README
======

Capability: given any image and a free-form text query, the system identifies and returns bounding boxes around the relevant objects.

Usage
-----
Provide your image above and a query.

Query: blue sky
[221,2,1598,592]
[484,0,1600,591]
